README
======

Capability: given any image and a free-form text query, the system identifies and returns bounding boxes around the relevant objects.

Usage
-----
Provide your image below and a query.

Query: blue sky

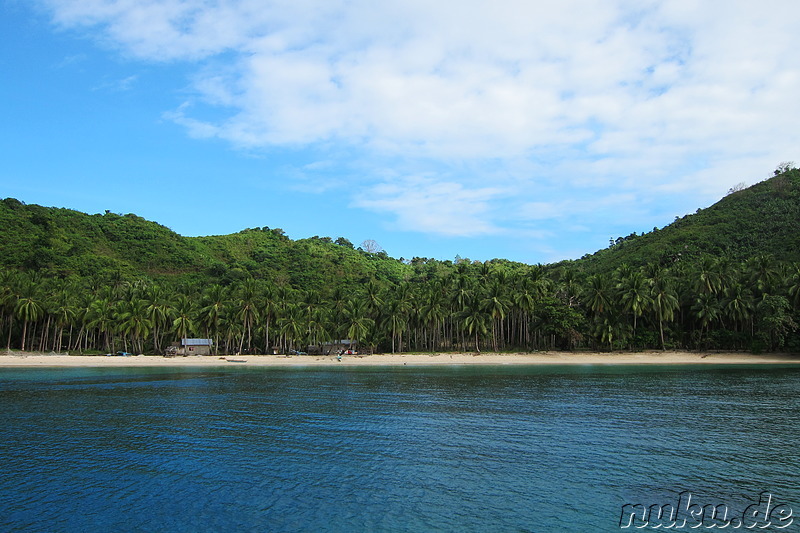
[2,1,799,265]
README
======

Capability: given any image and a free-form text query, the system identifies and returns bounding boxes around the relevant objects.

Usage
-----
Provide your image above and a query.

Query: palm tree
[343,299,373,353]
[618,271,651,346]
[694,256,722,295]
[220,311,243,355]
[0,269,20,350]
[277,304,304,353]
[692,293,721,349]
[787,263,800,308]
[450,273,474,349]
[583,273,614,318]
[172,295,196,350]
[364,280,383,319]
[723,283,754,335]
[381,297,409,353]
[482,279,508,352]
[421,287,447,352]
[512,281,536,350]
[305,307,328,352]
[461,297,488,352]
[70,294,92,352]
[555,267,581,308]
[650,275,680,351]
[301,289,323,350]
[15,290,43,351]
[593,315,624,351]
[327,286,347,315]
[235,278,260,354]
[199,284,227,355]
[452,273,472,311]
[145,286,172,354]
[747,254,780,297]
[49,284,77,353]
[117,298,152,354]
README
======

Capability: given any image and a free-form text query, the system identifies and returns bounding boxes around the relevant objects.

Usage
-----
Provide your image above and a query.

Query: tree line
[2,252,799,355]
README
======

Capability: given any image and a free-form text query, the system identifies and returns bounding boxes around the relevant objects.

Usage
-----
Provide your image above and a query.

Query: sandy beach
[1,351,798,367]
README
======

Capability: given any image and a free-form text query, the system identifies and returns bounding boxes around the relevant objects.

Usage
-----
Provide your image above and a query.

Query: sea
[1,364,798,532]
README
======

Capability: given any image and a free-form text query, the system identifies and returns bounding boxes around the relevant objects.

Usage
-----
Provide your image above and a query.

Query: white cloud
[91,74,138,92]
[353,176,506,237]
[518,193,643,228]
[38,0,800,255]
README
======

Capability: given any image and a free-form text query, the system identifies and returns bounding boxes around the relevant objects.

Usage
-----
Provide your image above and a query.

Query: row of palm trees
[582,255,800,351]
[1,254,798,355]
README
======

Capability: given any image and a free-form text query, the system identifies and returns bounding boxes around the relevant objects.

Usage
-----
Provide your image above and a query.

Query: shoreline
[1,351,799,368]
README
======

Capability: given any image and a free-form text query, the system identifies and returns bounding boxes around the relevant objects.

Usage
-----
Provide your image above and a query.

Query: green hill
[571,168,800,275]
[2,168,799,286]
[0,197,410,291]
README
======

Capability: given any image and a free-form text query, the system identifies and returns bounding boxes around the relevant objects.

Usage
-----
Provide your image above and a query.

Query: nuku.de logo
[619,491,794,529]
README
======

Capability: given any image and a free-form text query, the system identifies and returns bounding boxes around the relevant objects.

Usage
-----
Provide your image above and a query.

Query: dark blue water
[1,365,798,532]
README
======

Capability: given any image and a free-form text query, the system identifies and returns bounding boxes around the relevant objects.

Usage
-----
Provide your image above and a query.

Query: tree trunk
[6,315,13,350]
[21,320,28,351]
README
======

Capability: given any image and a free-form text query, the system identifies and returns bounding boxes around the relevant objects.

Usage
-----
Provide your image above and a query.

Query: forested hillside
[1,167,799,355]
[576,167,800,273]
[0,197,410,290]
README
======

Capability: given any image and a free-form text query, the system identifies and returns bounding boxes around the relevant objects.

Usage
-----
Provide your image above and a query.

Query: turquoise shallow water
[0,365,798,532]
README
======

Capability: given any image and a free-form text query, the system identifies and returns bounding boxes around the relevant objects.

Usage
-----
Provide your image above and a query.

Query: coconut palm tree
[786,263,800,308]
[219,310,243,355]
[460,297,488,353]
[259,285,279,354]
[618,270,651,346]
[583,273,614,318]
[723,282,754,336]
[450,273,474,349]
[117,298,152,354]
[421,286,447,352]
[305,307,328,353]
[85,297,114,352]
[343,299,373,353]
[381,298,408,353]
[15,286,43,352]
[199,284,227,355]
[0,269,19,350]
[364,280,383,320]
[171,295,196,349]
[482,279,508,352]
[694,256,723,296]
[650,274,680,351]
[145,286,172,354]
[747,254,780,297]
[692,293,721,349]
[235,278,260,354]
[512,282,536,350]
[49,284,77,353]
[277,304,304,353]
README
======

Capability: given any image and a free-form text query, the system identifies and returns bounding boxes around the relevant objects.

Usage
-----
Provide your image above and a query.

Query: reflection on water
[1,365,798,532]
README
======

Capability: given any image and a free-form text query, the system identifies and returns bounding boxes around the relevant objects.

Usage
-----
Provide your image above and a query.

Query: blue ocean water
[0,364,798,532]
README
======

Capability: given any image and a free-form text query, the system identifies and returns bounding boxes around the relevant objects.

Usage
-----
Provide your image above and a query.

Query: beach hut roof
[182,338,213,346]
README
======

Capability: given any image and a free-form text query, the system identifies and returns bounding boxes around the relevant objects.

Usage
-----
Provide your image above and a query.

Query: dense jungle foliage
[1,168,799,355]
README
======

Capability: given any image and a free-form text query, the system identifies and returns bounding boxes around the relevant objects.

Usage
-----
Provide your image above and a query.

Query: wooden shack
[180,338,213,356]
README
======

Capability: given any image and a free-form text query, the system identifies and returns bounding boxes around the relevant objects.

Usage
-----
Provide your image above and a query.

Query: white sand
[1,351,798,367]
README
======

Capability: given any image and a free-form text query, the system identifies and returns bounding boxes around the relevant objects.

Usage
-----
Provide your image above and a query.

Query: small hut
[180,338,213,356]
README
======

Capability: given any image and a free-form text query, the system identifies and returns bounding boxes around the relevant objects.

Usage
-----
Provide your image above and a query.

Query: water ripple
[1,365,798,532]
